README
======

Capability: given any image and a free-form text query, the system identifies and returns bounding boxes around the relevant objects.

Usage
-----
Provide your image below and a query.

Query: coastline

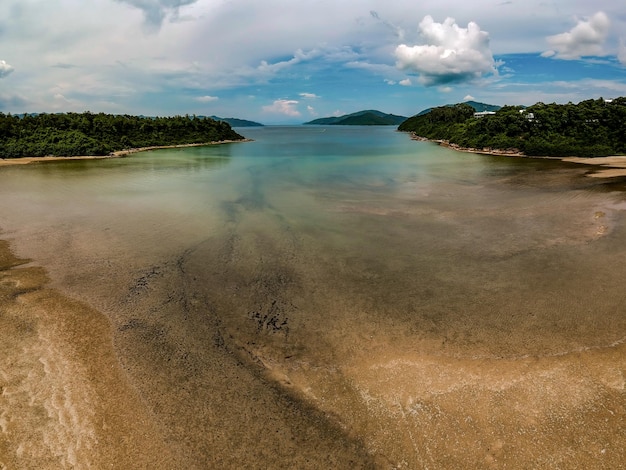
[410,133,626,178]
[0,139,253,167]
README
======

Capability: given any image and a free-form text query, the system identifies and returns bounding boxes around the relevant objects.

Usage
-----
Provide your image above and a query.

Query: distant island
[304,110,407,126]
[209,116,264,127]
[399,97,626,158]
[0,112,246,159]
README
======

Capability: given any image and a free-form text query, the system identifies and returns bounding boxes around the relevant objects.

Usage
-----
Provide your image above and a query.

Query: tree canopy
[0,112,245,158]
[398,98,626,158]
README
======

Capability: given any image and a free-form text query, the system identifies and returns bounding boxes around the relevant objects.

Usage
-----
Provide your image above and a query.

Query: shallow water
[1,126,626,468]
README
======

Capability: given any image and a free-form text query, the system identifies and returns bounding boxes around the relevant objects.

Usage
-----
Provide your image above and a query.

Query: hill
[304,110,407,126]
[15,112,264,128]
[0,112,246,158]
[398,98,626,158]
[209,116,264,127]
[416,100,501,116]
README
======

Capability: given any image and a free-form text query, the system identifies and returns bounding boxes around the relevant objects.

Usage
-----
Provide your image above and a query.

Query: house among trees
[473,111,497,118]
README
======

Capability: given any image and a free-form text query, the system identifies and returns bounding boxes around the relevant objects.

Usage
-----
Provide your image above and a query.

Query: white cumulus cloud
[399,78,412,86]
[463,94,475,101]
[196,95,219,102]
[394,16,496,86]
[0,60,14,78]
[262,99,300,116]
[543,11,610,59]
[299,92,319,99]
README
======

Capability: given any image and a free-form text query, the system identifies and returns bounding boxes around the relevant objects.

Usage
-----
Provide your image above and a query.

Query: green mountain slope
[209,116,264,127]
[416,101,501,116]
[304,110,407,125]
[0,112,246,158]
[398,98,626,158]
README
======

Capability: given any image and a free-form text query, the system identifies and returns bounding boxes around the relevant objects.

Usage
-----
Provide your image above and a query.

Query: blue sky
[1,0,626,124]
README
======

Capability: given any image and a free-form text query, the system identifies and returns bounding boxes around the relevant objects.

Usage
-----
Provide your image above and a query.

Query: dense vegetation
[304,110,407,125]
[398,97,626,157]
[0,112,245,158]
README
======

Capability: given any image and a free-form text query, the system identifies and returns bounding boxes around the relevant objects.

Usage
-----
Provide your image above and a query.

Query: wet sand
[174,206,626,469]
[0,240,181,468]
[0,238,378,469]
[3,229,626,468]
[561,156,626,178]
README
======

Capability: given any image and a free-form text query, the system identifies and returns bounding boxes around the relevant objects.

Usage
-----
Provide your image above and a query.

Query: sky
[1,0,626,124]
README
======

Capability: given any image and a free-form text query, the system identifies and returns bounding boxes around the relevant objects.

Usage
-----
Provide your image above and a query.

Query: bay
[1,126,626,468]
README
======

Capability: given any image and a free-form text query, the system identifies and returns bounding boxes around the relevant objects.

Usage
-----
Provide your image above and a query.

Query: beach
[0,139,252,167]
[0,240,183,468]
[3,223,626,468]
[411,133,626,178]
[0,238,378,469]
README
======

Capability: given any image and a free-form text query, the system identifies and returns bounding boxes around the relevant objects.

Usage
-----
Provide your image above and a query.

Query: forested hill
[209,116,264,127]
[304,110,407,125]
[0,112,246,158]
[398,98,626,158]
[415,100,500,116]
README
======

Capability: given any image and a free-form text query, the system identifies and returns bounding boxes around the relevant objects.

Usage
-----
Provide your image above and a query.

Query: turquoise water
[2,125,626,467]
[1,125,625,354]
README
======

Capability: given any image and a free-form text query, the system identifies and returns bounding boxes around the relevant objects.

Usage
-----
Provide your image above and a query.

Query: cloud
[346,61,398,75]
[0,60,14,78]
[299,92,319,99]
[307,105,317,116]
[0,93,27,109]
[394,16,496,86]
[51,63,78,69]
[544,11,610,59]
[399,78,412,86]
[370,10,405,41]
[257,49,320,75]
[115,0,199,29]
[619,38,626,66]
[262,99,301,116]
[464,94,476,101]
[196,95,219,102]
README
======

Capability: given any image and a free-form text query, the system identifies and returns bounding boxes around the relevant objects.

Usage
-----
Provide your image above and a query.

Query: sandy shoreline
[411,133,626,178]
[0,139,252,166]
[0,240,182,468]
